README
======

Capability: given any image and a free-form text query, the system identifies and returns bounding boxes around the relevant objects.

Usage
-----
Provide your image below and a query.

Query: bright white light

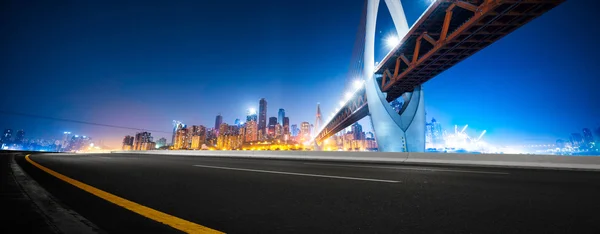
[345,92,353,100]
[335,108,339,112]
[353,79,364,89]
[339,101,345,106]
[248,108,256,115]
[384,34,400,49]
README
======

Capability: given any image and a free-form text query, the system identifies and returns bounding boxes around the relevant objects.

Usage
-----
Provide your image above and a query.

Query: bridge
[314,0,564,152]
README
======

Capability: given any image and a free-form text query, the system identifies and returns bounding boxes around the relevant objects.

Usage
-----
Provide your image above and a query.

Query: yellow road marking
[25,154,224,234]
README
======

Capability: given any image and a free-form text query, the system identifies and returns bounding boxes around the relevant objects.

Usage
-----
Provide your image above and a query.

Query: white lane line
[304,162,510,175]
[192,164,399,183]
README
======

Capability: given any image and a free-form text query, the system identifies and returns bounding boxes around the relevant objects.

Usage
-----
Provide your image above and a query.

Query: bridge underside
[315,0,564,150]
[377,0,565,101]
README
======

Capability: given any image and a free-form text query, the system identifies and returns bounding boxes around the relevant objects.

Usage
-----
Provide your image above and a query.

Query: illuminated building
[134,132,153,150]
[278,109,285,126]
[300,122,310,141]
[431,118,443,147]
[275,124,282,139]
[60,132,71,151]
[291,124,299,137]
[556,139,566,149]
[156,137,167,149]
[172,120,185,146]
[283,117,290,135]
[245,120,258,142]
[15,130,25,145]
[219,123,229,136]
[246,108,258,122]
[351,123,363,141]
[268,117,277,137]
[122,135,134,150]
[582,128,595,148]
[174,128,188,150]
[191,136,202,149]
[314,103,322,135]
[1,129,12,144]
[67,135,91,152]
[258,98,267,139]
[570,133,584,148]
[214,114,223,134]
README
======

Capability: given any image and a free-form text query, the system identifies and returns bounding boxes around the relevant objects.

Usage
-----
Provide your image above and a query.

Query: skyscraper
[291,124,299,137]
[582,128,595,148]
[351,122,363,140]
[245,120,258,142]
[268,117,277,137]
[278,109,285,126]
[122,135,134,150]
[300,122,311,140]
[258,98,267,138]
[570,133,584,148]
[314,103,322,134]
[1,129,12,144]
[172,120,185,146]
[61,132,71,151]
[174,128,189,150]
[156,138,167,149]
[283,117,290,136]
[214,114,223,133]
[134,132,153,150]
[247,108,258,122]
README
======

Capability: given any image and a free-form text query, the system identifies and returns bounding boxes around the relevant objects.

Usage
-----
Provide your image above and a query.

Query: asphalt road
[15,153,600,234]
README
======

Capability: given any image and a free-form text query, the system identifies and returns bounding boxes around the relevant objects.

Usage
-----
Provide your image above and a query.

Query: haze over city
[1,0,598,149]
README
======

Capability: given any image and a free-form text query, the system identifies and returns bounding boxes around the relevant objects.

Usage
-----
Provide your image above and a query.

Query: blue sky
[1,0,598,148]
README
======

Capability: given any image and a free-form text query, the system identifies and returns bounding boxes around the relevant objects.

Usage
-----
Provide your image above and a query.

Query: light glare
[384,34,400,49]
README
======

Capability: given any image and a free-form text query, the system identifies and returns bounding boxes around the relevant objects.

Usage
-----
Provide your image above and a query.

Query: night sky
[1,0,598,148]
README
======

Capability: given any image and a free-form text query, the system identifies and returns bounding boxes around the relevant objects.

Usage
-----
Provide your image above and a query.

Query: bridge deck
[376,0,564,102]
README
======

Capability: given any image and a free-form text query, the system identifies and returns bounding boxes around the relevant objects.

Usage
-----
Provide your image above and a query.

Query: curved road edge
[11,154,104,234]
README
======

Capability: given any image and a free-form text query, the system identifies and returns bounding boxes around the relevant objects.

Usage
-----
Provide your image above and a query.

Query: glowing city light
[345,92,353,100]
[384,34,400,49]
[248,108,256,114]
[353,79,364,89]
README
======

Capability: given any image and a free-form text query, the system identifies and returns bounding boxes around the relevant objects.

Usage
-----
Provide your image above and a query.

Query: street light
[384,34,400,49]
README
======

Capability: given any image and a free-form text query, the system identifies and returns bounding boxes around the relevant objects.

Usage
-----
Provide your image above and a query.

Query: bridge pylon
[364,0,425,152]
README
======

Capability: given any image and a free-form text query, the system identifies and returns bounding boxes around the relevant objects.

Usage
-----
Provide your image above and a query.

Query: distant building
[134,132,153,150]
[245,120,258,142]
[156,137,167,149]
[278,109,285,126]
[172,121,185,146]
[214,114,223,134]
[283,117,290,136]
[67,135,91,152]
[1,129,12,145]
[258,98,267,139]
[351,123,363,141]
[314,103,322,135]
[582,128,595,149]
[570,133,584,148]
[300,122,311,141]
[246,108,258,122]
[268,117,277,137]
[61,132,71,151]
[219,123,229,136]
[122,135,134,150]
[174,128,188,150]
[291,124,299,137]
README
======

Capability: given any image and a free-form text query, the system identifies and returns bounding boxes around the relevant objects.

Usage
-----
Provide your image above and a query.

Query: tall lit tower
[314,103,322,135]
[214,114,223,133]
[258,98,267,138]
[172,120,185,145]
[278,109,285,126]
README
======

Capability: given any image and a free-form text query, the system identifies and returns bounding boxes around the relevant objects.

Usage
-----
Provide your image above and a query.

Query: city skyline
[1,0,598,149]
